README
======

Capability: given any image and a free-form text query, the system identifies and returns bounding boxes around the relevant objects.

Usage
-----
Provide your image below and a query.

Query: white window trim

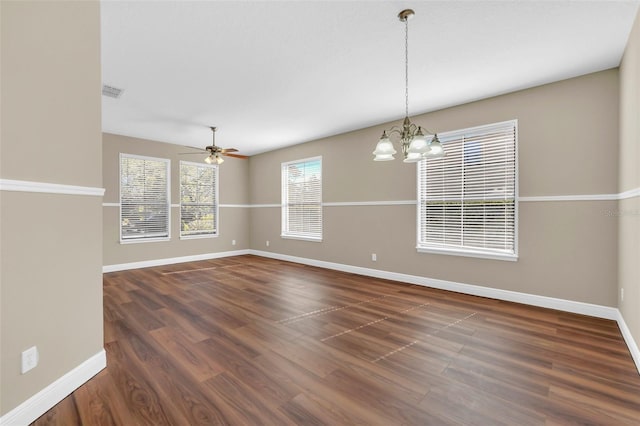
[119,153,171,244]
[179,160,219,240]
[416,119,519,261]
[281,156,323,242]
[281,234,323,243]
[119,236,171,245]
[416,246,518,262]
[181,233,219,241]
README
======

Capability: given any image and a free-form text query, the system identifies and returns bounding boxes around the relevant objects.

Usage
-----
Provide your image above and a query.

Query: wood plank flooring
[32,255,640,425]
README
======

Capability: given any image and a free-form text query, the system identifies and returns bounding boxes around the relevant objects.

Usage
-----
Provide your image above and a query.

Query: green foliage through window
[120,154,170,241]
[180,162,218,237]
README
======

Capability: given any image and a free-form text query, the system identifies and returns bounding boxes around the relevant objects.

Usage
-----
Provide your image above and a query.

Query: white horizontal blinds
[418,121,517,255]
[282,157,322,239]
[180,162,218,237]
[120,154,170,241]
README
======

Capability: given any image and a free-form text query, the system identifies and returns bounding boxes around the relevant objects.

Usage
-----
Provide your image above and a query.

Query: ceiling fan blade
[223,153,249,159]
[220,148,238,153]
[178,152,207,155]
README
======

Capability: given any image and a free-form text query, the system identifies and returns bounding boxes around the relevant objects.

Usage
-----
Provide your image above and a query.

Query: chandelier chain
[404,17,409,118]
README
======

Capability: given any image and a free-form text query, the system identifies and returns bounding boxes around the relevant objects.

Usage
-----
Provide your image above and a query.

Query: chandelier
[373,9,445,163]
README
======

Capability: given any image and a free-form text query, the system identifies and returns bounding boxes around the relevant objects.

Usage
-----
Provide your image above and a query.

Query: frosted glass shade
[373,154,395,161]
[373,132,397,157]
[403,152,423,163]
[407,128,430,154]
[424,134,445,158]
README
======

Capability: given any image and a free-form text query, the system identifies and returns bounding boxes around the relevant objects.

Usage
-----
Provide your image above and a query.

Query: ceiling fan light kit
[204,153,224,165]
[373,9,445,163]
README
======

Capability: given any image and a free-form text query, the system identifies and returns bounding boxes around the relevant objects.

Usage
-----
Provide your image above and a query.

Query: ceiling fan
[180,127,248,164]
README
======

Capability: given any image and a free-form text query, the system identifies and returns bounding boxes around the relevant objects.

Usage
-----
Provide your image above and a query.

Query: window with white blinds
[120,154,170,242]
[180,161,218,238]
[281,156,322,241]
[417,120,517,261]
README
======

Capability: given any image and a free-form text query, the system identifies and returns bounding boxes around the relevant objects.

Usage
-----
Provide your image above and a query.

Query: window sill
[281,234,323,243]
[417,246,518,262]
[120,237,170,244]
[180,233,219,240]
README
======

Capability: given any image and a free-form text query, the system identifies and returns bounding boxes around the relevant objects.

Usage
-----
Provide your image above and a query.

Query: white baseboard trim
[249,250,618,320]
[0,349,106,426]
[615,311,640,374]
[103,249,251,273]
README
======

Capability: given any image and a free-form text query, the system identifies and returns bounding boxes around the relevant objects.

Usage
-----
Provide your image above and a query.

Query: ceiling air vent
[102,84,124,98]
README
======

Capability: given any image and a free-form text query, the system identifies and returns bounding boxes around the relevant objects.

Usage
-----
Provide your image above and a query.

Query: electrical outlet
[266,240,270,247]
[232,239,236,246]
[621,288,624,302]
[21,346,38,374]
[371,253,377,262]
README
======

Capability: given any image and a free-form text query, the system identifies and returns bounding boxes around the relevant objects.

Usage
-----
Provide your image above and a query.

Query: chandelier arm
[420,127,436,135]
[386,127,403,136]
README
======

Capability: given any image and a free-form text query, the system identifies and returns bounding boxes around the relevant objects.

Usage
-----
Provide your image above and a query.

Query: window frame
[119,153,171,244]
[416,120,518,261]
[281,156,323,242]
[179,160,219,240]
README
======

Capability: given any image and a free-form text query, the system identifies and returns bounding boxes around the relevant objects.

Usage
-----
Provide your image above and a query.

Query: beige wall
[0,2,102,188]
[0,0,103,416]
[249,69,620,306]
[619,10,640,349]
[103,133,250,267]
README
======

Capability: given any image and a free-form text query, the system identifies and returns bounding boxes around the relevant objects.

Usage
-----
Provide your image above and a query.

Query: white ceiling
[101,0,640,155]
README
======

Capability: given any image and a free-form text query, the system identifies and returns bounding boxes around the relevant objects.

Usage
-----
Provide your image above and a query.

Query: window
[120,154,170,242]
[180,161,218,238]
[417,120,517,261]
[281,156,322,241]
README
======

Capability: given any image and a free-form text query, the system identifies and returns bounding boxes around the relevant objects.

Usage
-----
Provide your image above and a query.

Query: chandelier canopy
[373,9,445,163]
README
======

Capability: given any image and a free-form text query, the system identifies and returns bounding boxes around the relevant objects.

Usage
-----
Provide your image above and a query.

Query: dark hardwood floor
[33,255,640,425]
